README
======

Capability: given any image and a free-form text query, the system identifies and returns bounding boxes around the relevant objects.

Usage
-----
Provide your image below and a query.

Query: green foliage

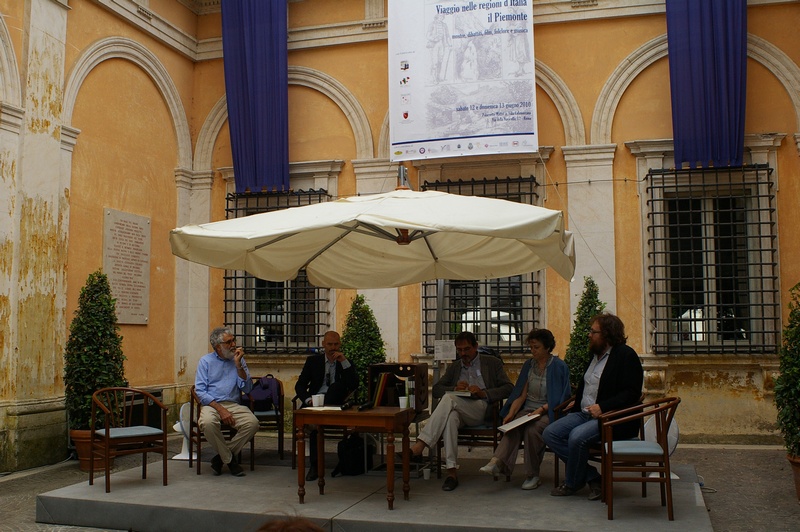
[564,276,606,389]
[63,270,127,430]
[340,294,386,404]
[776,282,800,457]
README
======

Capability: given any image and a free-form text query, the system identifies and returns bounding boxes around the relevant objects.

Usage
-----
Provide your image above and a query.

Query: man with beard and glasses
[542,313,643,500]
[194,326,259,476]
[409,331,513,492]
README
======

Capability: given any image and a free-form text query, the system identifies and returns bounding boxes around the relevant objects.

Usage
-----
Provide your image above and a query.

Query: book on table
[498,412,542,433]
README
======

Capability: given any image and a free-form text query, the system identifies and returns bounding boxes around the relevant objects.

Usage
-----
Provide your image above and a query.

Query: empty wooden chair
[599,396,681,520]
[89,387,168,493]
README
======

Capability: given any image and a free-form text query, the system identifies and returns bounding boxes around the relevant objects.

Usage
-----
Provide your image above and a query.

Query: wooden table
[294,406,414,510]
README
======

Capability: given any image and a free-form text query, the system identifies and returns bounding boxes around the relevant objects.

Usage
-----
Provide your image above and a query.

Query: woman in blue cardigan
[479,328,571,489]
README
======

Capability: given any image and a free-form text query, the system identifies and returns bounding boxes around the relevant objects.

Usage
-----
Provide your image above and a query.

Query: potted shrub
[63,270,127,471]
[775,282,800,502]
[340,294,386,404]
[564,276,606,389]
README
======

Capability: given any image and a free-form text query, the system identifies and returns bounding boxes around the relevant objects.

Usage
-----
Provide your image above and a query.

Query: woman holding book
[479,328,571,489]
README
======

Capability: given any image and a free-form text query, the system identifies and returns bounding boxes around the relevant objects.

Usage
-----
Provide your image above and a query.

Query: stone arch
[63,37,192,169]
[592,33,800,145]
[288,65,374,159]
[378,111,390,159]
[535,60,586,146]
[193,66,375,174]
[194,94,228,172]
[0,15,21,106]
[746,33,800,131]
[591,34,669,145]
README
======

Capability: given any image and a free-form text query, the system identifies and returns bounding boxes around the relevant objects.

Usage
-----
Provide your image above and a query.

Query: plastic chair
[599,396,681,520]
[188,385,254,474]
[89,387,168,493]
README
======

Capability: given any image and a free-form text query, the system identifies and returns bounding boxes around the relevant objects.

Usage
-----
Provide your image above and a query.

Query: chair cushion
[609,439,664,456]
[462,424,493,431]
[254,409,279,416]
[97,426,164,439]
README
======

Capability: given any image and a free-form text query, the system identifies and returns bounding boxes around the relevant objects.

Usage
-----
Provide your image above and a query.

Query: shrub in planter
[775,282,800,501]
[563,276,606,390]
[63,270,127,469]
[340,294,386,405]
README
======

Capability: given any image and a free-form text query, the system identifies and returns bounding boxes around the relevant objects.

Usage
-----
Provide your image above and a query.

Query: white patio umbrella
[169,189,575,288]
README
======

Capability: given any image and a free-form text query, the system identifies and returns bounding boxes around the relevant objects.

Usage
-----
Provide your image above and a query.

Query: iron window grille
[420,177,542,355]
[223,190,331,354]
[645,165,780,354]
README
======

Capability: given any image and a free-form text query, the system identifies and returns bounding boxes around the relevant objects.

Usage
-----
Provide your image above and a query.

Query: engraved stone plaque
[103,208,151,324]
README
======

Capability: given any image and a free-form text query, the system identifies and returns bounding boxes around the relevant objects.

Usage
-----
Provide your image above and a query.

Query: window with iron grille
[645,165,780,354]
[223,190,331,354]
[420,177,542,355]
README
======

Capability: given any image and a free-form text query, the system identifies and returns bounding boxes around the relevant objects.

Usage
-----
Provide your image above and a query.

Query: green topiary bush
[63,270,127,430]
[340,294,386,404]
[564,276,606,390]
[775,282,800,457]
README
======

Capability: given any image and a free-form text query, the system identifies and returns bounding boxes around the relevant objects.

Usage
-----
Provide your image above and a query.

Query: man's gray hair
[209,327,233,348]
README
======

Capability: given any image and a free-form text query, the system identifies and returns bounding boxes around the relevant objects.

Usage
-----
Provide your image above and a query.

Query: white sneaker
[479,460,500,477]
[521,476,541,490]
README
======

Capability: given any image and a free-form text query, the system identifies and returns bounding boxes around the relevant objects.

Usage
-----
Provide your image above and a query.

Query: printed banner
[389,0,537,162]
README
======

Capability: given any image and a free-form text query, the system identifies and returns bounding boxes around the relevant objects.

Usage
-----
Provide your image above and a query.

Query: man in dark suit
[295,330,357,480]
[542,313,643,500]
[409,331,513,492]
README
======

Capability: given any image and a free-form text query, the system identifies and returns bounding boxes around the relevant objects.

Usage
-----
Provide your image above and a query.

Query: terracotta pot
[70,429,112,472]
[789,454,800,503]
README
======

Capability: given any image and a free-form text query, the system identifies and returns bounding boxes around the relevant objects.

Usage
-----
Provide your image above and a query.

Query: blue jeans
[542,411,601,489]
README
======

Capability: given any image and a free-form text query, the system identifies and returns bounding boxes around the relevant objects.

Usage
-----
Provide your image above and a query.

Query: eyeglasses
[222,337,236,346]
[588,329,601,336]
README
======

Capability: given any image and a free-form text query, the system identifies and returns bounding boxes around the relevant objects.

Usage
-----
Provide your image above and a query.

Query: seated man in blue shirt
[195,326,259,476]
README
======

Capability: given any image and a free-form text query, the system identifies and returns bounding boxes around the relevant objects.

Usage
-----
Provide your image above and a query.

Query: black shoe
[306,466,318,481]
[441,476,459,491]
[588,478,602,501]
[210,454,223,476]
[228,456,245,477]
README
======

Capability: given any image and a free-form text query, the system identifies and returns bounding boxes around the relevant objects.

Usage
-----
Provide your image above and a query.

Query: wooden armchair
[245,375,285,460]
[188,385,255,474]
[89,387,168,493]
[599,396,681,520]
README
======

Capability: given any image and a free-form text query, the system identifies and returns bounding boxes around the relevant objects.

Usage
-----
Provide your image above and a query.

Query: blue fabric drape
[221,0,289,192]
[666,0,747,168]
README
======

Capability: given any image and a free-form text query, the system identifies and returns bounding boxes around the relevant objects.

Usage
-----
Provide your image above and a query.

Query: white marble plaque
[103,208,151,324]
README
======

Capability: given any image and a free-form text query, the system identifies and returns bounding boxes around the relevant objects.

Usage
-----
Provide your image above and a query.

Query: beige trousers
[198,401,259,465]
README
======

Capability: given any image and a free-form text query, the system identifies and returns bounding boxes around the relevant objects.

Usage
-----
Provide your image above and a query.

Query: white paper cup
[312,394,325,407]
[422,468,431,480]
[398,396,409,408]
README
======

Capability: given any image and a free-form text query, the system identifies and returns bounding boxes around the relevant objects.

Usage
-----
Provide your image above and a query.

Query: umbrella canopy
[169,189,575,289]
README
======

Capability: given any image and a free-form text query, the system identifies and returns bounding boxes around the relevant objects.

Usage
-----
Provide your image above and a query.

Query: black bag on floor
[331,433,374,477]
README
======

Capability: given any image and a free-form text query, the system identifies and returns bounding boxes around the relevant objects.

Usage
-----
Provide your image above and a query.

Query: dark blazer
[295,354,357,405]
[433,354,513,420]
[571,343,643,439]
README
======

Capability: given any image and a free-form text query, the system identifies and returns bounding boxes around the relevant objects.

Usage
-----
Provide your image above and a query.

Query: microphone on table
[357,402,374,411]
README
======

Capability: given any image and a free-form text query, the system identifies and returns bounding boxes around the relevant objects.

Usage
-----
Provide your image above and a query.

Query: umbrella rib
[423,235,439,262]
[300,224,361,269]
[252,232,300,251]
